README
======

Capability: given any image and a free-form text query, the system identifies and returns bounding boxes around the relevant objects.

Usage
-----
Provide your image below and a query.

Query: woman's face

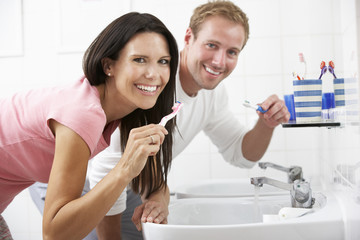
[107,32,171,110]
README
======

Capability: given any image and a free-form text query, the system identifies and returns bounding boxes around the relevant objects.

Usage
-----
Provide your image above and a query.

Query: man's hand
[258,94,290,128]
[132,199,169,231]
[132,186,170,231]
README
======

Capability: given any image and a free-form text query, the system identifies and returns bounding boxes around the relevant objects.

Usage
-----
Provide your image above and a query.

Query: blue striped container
[293,79,322,123]
[333,78,359,121]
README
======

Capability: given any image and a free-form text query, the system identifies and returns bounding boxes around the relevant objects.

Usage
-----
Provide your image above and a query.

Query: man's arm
[242,94,290,161]
[242,118,274,161]
[96,181,170,237]
[132,184,170,231]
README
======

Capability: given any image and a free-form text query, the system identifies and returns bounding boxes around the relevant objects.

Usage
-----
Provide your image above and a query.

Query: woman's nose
[145,66,159,80]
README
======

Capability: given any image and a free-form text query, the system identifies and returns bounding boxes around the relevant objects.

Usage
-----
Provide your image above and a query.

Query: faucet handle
[289,166,304,183]
[291,180,314,208]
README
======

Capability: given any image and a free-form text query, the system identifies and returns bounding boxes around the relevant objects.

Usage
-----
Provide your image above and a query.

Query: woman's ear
[101,57,113,76]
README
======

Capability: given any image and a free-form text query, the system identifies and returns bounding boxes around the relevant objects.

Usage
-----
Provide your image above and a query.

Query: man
[30,1,289,239]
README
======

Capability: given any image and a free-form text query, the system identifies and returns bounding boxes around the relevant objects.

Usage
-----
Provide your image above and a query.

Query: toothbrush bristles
[243,100,257,110]
[172,101,181,109]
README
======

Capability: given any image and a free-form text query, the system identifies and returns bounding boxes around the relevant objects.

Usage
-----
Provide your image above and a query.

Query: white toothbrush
[242,100,267,113]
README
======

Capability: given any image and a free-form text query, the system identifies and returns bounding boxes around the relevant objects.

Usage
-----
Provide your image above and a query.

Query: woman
[0,12,178,239]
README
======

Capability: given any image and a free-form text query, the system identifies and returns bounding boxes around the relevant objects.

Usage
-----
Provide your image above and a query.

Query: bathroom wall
[319,1,360,239]
[0,0,359,239]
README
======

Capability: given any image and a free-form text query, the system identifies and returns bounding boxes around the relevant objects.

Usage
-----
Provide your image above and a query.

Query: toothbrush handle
[257,106,268,113]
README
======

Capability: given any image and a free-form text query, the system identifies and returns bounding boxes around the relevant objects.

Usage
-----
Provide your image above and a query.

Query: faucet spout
[250,177,292,191]
[250,177,314,208]
[258,162,304,183]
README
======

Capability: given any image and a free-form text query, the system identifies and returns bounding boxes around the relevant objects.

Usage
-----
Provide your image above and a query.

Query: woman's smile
[135,84,160,95]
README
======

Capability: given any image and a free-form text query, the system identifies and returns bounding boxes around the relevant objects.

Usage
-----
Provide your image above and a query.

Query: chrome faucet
[258,162,304,183]
[250,177,314,208]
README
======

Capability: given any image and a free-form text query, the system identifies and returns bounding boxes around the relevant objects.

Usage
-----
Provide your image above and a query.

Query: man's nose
[211,50,226,68]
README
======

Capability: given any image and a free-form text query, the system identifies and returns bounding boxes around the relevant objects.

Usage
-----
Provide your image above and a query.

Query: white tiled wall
[1,0,359,239]
[319,1,360,239]
[2,190,42,240]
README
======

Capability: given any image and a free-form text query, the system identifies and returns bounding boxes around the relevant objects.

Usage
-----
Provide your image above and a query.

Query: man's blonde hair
[189,0,249,49]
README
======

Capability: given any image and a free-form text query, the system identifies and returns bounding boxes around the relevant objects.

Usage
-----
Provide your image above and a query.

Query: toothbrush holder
[293,79,322,123]
[333,77,359,122]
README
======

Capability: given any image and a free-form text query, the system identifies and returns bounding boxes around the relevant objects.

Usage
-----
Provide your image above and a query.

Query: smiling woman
[100,32,171,111]
[0,12,178,239]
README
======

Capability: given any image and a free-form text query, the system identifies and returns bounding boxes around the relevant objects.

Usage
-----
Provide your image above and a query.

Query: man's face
[185,15,246,91]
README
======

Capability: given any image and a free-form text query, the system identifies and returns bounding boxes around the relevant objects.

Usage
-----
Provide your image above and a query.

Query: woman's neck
[96,84,135,124]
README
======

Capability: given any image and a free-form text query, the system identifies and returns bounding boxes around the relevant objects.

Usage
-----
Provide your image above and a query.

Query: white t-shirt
[90,76,255,215]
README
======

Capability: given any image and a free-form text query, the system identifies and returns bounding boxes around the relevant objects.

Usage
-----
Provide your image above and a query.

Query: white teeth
[205,66,220,75]
[136,85,157,92]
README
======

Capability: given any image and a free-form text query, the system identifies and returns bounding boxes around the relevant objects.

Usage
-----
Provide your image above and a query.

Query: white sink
[142,192,344,240]
[174,179,288,199]
[168,196,289,225]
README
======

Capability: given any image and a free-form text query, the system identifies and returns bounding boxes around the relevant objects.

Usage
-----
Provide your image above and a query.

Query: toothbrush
[159,101,184,126]
[152,101,183,162]
[328,60,337,79]
[298,53,307,79]
[292,71,301,80]
[319,61,327,79]
[243,100,267,113]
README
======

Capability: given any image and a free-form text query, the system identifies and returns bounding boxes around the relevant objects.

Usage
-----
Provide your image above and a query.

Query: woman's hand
[117,124,168,180]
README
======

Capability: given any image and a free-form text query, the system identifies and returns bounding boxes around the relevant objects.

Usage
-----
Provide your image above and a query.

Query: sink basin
[168,196,289,225]
[174,179,288,199]
[142,192,344,240]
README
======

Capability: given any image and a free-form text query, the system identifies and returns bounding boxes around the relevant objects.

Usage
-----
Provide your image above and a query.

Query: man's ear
[184,27,193,46]
[101,57,113,75]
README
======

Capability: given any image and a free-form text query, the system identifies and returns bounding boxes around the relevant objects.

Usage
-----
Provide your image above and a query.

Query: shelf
[282,121,341,128]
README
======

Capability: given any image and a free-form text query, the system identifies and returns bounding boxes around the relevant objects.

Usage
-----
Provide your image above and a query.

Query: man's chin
[201,81,222,90]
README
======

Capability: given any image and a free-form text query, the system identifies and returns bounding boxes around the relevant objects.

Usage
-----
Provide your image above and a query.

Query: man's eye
[134,58,145,63]
[207,43,216,48]
[228,50,238,56]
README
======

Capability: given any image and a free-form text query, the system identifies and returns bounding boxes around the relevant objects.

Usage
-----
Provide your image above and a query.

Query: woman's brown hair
[83,12,179,198]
